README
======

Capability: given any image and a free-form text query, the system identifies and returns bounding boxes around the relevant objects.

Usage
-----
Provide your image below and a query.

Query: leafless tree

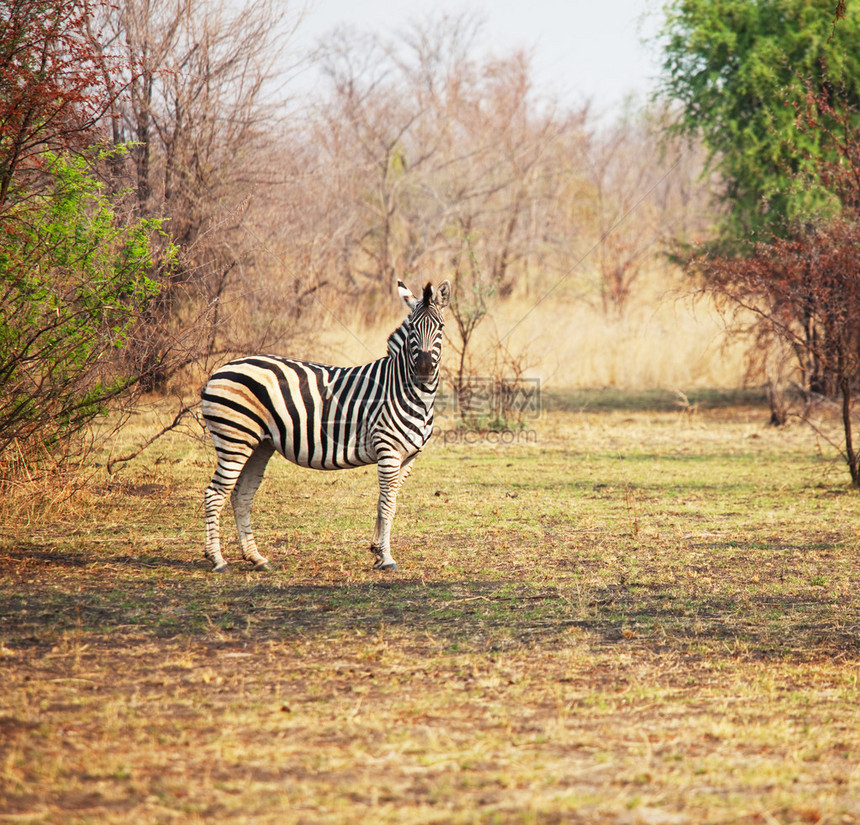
[93,0,307,387]
[288,15,593,410]
[584,107,710,316]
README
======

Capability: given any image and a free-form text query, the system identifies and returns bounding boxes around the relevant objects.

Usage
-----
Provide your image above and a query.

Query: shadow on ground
[2,541,856,661]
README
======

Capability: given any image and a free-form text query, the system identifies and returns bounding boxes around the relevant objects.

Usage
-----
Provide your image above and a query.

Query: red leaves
[700,217,860,379]
[0,0,119,208]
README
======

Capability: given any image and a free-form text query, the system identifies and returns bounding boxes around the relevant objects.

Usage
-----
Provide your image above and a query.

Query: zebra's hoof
[212,563,229,574]
[252,560,272,571]
[377,561,398,572]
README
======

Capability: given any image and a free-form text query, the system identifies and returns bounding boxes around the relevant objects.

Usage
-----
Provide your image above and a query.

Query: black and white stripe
[200,279,451,572]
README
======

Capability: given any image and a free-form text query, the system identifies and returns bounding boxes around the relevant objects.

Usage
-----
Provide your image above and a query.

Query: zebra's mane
[386,317,409,359]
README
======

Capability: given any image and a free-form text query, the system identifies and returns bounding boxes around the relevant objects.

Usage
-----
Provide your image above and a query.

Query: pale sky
[295,0,665,114]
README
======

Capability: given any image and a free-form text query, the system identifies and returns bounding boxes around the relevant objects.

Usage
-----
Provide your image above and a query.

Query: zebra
[199,278,451,573]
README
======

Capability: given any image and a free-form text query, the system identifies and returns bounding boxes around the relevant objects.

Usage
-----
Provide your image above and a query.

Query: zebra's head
[397,279,451,384]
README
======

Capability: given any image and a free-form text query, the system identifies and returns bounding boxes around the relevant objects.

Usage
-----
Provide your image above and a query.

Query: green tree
[0,149,171,472]
[658,0,860,244]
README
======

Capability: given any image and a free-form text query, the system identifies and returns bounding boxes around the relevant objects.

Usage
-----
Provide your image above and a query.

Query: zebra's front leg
[371,453,417,571]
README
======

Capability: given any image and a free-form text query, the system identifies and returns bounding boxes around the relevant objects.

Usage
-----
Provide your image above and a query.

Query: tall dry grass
[313,267,749,391]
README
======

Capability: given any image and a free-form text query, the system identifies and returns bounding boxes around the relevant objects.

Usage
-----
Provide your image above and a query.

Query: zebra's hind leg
[204,481,233,573]
[231,440,275,570]
[204,441,257,572]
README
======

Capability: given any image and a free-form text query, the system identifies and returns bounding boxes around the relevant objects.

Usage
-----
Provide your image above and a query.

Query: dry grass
[317,270,749,391]
[1,398,859,824]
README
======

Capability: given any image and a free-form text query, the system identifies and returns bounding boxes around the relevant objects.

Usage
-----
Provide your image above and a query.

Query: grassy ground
[1,398,859,824]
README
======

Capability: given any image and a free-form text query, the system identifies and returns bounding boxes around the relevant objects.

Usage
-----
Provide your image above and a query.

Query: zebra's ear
[434,280,451,309]
[398,279,418,311]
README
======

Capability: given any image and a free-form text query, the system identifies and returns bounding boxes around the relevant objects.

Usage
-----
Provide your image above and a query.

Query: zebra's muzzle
[415,351,436,381]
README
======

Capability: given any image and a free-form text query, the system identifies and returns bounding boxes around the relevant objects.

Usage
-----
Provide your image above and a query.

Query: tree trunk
[838,351,859,487]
